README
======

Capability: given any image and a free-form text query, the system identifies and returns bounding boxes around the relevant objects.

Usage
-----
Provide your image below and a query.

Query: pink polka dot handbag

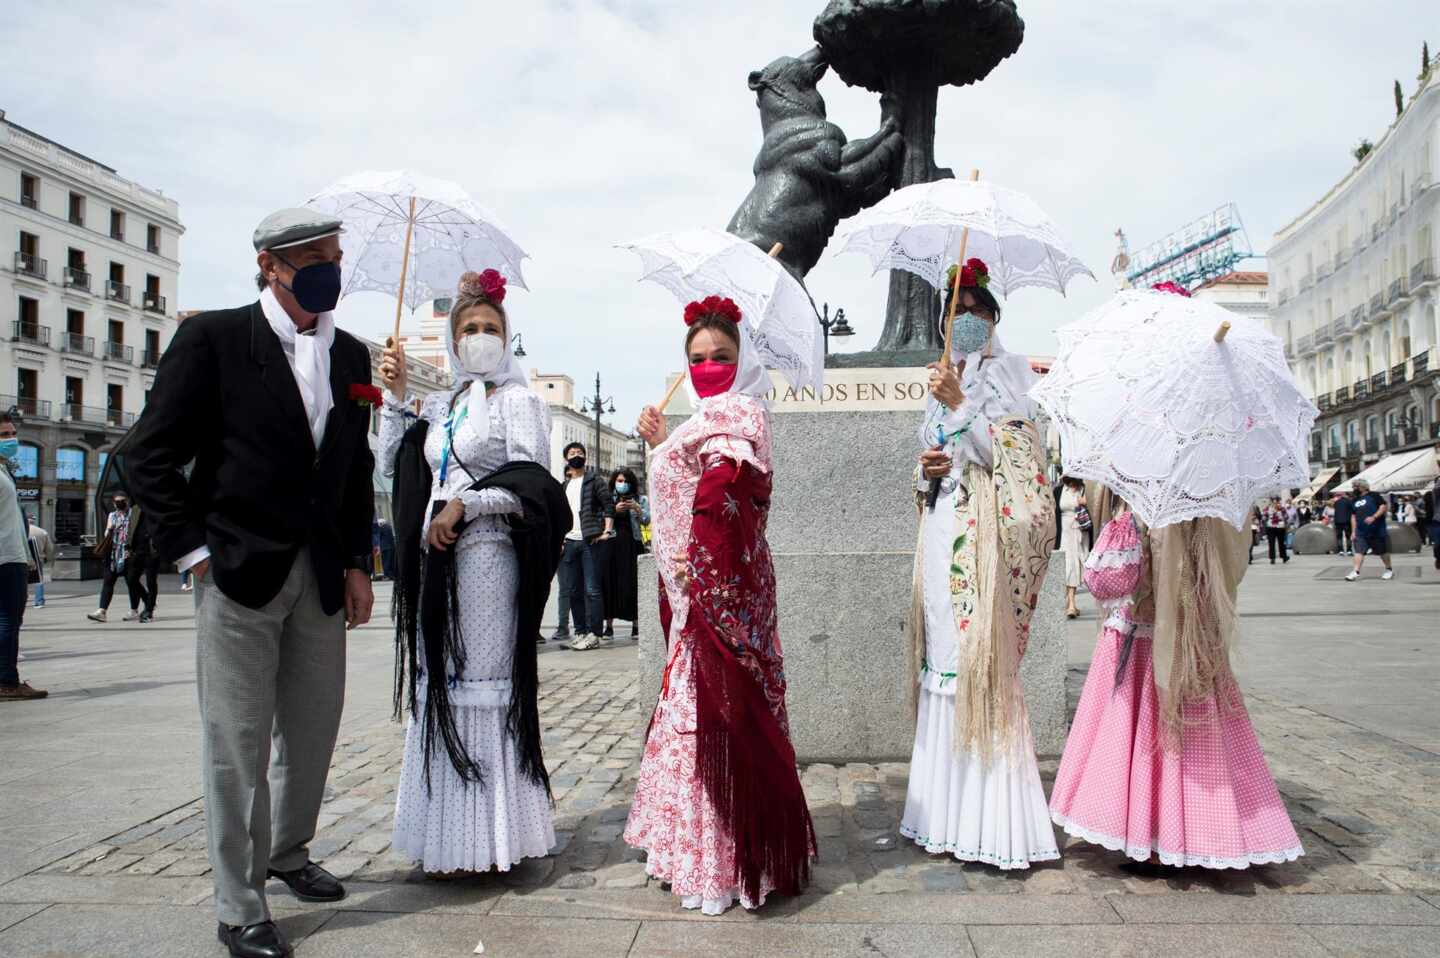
[1082,513,1143,605]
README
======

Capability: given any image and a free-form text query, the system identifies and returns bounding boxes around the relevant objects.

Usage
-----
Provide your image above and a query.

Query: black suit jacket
[126,301,375,615]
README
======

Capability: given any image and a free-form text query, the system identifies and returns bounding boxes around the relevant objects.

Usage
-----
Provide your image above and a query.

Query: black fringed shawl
[391,418,570,795]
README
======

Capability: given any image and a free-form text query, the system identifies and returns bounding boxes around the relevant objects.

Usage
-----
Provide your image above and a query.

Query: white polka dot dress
[380,384,556,873]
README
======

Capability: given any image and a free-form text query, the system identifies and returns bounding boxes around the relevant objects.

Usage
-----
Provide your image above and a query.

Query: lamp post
[579,373,616,470]
[511,333,526,358]
[819,302,855,355]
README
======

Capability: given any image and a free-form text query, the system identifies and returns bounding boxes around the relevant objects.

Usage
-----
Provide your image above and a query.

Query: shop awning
[1296,466,1340,502]
[1333,446,1439,494]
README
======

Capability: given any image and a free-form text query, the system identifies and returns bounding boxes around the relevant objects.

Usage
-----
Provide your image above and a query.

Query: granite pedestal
[635,406,1069,762]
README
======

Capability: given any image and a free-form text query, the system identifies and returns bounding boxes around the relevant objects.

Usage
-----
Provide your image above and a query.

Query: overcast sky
[3,1,1433,425]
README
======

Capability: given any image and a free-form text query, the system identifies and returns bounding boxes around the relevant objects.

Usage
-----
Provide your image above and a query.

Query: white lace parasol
[617,229,822,393]
[832,178,1094,297]
[1029,290,1319,530]
[305,169,528,311]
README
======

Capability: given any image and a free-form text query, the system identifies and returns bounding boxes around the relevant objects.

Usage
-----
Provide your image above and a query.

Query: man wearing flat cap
[128,209,375,958]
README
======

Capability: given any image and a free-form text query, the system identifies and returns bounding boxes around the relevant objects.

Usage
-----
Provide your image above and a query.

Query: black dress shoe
[266,861,345,902]
[218,921,291,958]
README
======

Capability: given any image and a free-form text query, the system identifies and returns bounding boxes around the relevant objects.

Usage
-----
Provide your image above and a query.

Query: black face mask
[114,501,127,511]
[567,456,586,471]
[272,254,342,314]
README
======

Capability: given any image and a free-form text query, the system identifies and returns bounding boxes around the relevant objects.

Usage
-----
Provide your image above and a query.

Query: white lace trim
[1084,545,1143,570]
[1100,609,1153,638]
[679,889,767,916]
[1050,811,1305,870]
[899,823,1061,870]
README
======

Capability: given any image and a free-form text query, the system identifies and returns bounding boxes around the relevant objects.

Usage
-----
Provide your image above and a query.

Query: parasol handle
[651,242,784,413]
[391,196,417,345]
[939,169,982,368]
[1214,321,1232,343]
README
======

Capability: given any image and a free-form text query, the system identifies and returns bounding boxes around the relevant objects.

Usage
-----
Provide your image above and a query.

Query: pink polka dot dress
[1049,514,1304,869]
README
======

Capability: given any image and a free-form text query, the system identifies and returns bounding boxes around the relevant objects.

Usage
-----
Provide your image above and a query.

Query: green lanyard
[439,404,468,484]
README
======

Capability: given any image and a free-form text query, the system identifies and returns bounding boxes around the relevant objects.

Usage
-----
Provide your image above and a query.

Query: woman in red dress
[622,295,814,914]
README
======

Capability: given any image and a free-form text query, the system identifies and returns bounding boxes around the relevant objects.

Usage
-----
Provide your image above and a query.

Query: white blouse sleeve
[378,391,441,479]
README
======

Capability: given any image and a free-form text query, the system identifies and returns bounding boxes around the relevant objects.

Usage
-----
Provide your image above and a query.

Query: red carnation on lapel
[350,383,383,407]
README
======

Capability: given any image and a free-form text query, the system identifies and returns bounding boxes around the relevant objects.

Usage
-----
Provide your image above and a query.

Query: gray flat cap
[253,207,344,251]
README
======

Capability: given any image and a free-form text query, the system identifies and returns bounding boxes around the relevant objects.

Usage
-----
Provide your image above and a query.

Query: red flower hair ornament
[458,268,508,304]
[682,295,743,327]
[946,257,991,290]
[1151,281,1191,298]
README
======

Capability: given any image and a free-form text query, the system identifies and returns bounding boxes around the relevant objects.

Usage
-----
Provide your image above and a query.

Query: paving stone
[555,871,597,889]
[125,851,184,876]
[313,855,369,880]
[500,856,555,887]
[158,858,211,877]
[968,923,1327,957]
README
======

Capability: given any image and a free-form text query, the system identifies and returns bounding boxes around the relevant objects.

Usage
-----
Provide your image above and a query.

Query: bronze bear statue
[727,46,904,283]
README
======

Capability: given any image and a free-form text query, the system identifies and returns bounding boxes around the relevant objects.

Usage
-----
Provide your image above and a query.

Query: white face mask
[456,332,505,376]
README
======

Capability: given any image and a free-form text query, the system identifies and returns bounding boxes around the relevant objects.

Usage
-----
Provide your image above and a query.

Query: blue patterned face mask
[951,312,992,354]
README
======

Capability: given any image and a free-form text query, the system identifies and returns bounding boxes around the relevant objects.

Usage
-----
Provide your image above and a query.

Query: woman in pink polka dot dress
[1049,502,1305,869]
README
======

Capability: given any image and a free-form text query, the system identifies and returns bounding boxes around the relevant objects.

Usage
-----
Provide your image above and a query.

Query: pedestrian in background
[1346,480,1394,581]
[1058,475,1089,618]
[27,513,53,608]
[86,493,147,623]
[1263,496,1290,564]
[1,410,46,701]
[125,506,160,623]
[599,467,648,640]
[553,441,614,650]
[1421,479,1439,569]
[1284,498,1299,553]
[1332,491,1354,556]
[1297,500,1313,527]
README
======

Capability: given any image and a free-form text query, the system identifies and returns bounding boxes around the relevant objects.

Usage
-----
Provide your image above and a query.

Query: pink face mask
[689,360,738,398]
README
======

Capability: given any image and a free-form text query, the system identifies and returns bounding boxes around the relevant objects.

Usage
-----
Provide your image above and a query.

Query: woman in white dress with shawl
[901,259,1059,869]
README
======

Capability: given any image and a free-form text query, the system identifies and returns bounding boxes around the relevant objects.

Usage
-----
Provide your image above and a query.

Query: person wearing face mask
[125,208,376,958]
[598,467,649,640]
[625,295,815,915]
[900,257,1060,871]
[378,269,565,881]
[554,441,615,651]
[1,410,46,701]
[85,493,148,624]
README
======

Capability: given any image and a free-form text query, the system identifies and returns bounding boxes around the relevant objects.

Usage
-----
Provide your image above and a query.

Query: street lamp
[579,373,616,469]
[511,333,526,358]
[819,302,854,356]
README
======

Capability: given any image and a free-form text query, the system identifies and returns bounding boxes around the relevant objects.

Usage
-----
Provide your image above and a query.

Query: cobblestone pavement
[2,561,1439,955]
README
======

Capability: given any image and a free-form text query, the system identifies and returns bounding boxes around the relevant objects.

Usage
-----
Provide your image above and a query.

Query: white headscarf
[681,316,771,408]
[260,287,334,446]
[444,316,529,448]
[918,309,1038,451]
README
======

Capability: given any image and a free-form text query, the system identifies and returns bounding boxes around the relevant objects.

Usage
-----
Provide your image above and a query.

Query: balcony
[1412,259,1436,287]
[20,194,37,210]
[1372,223,1381,242]
[105,280,130,304]
[1352,380,1369,400]
[10,321,50,346]
[1349,305,1366,330]
[1296,332,1314,355]
[62,266,91,291]
[59,332,94,356]
[1335,384,1351,402]
[1352,237,1364,256]
[1388,203,1398,225]
[1369,371,1387,392]
[59,403,122,426]
[1364,437,1379,454]
[1388,278,1407,304]
[1316,393,1333,411]
[1369,293,1384,313]
[103,341,134,364]
[13,251,46,279]
[1315,324,1334,346]
[1391,362,1407,386]
[142,348,161,369]
[0,395,52,420]
[1403,426,1420,446]
[1332,318,1348,341]
[1346,441,1362,458]
[1383,432,1400,450]
[109,228,124,241]
[105,407,135,428]
[1416,352,1430,375]
[1316,262,1331,281]
[1414,172,1432,200]
[1334,250,1346,271]
[142,292,166,314]
[1299,271,1315,291]
[1277,288,1291,305]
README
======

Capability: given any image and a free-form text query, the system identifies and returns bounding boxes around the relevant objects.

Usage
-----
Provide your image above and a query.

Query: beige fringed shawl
[907,417,1056,763]
[1149,517,1250,743]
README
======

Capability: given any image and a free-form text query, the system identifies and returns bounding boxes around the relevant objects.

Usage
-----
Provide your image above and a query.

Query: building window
[68,192,85,227]
[56,447,87,483]
[20,172,38,209]
[110,209,125,241]
[146,223,160,254]
[65,376,84,418]
[13,442,40,480]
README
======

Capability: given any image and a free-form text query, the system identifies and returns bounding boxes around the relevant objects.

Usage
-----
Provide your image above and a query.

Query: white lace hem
[1051,810,1305,870]
[1085,545,1143,570]
[640,859,770,915]
[899,823,1060,870]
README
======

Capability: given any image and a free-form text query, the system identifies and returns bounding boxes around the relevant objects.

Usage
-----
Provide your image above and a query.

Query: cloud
[3,0,1431,423]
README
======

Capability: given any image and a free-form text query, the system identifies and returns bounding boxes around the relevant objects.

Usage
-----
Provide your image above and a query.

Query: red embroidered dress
[623,392,815,914]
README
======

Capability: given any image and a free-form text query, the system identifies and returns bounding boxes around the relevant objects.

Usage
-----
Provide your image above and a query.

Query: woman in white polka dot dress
[377,271,556,876]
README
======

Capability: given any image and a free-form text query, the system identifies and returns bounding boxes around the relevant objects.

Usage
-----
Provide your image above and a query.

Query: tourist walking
[1050,497,1304,869]
[899,260,1059,870]
[1332,491,1354,555]
[27,515,53,608]
[1262,497,1289,564]
[598,467,648,639]
[1420,479,1439,567]
[1058,475,1088,618]
[553,442,613,649]
[125,506,161,622]
[127,208,375,958]
[624,294,814,913]
[86,494,148,623]
[1,411,46,701]
[1346,480,1394,581]
[379,270,564,879]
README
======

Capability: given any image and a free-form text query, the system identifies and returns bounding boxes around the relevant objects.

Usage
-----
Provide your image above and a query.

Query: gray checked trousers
[194,549,345,926]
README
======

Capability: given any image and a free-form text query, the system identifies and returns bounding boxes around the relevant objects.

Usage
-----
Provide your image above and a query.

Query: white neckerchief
[444,325,529,449]
[261,287,334,445]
